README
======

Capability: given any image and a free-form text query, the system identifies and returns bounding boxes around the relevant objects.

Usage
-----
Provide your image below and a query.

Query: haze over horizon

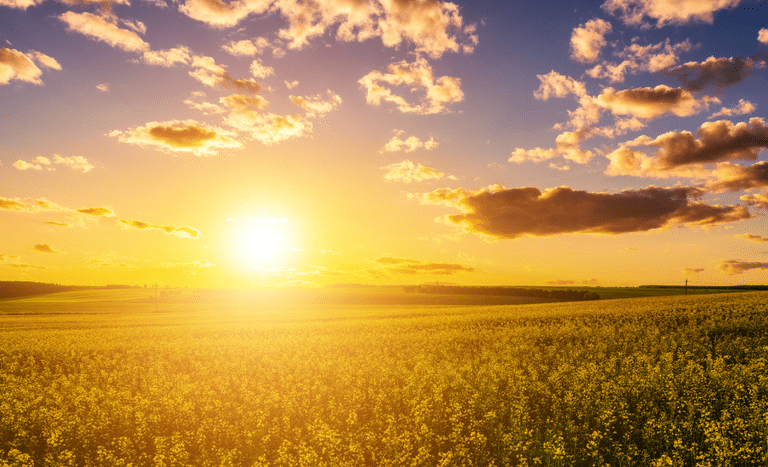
[2,0,768,288]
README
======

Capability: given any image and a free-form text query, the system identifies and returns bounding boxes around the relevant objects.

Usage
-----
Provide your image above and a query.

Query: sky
[1,0,768,288]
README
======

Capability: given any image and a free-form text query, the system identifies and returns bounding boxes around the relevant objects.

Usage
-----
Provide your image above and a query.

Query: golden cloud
[570,18,612,63]
[0,196,68,212]
[418,184,750,239]
[533,71,588,100]
[0,0,43,8]
[178,0,271,28]
[222,38,271,56]
[59,11,149,53]
[760,28,768,44]
[76,206,115,217]
[117,218,201,238]
[0,47,58,85]
[359,57,463,115]
[33,243,61,254]
[717,259,768,275]
[663,56,763,92]
[586,38,693,83]
[249,58,274,79]
[289,90,342,117]
[705,162,768,192]
[682,267,704,276]
[602,0,742,28]
[45,221,70,227]
[369,256,474,275]
[740,193,768,209]
[110,119,241,155]
[383,160,455,183]
[709,99,756,120]
[141,47,192,67]
[380,130,439,153]
[606,118,768,177]
[595,85,718,120]
[735,233,768,243]
[189,55,263,93]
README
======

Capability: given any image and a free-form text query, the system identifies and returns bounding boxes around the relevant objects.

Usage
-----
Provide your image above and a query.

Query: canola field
[1,289,768,466]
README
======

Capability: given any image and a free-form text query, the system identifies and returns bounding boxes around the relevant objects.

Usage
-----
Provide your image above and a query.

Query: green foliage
[1,292,768,465]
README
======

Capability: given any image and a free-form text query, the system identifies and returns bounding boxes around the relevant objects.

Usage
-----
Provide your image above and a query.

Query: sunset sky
[2,0,768,288]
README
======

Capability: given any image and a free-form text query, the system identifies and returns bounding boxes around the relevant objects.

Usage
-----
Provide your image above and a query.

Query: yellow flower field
[1,290,768,466]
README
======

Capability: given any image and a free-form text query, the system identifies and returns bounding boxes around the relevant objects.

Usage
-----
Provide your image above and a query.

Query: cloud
[595,85,718,120]
[709,99,755,119]
[760,28,768,45]
[735,233,768,243]
[109,119,242,155]
[285,80,299,89]
[117,218,201,238]
[33,243,61,254]
[514,78,715,166]
[249,58,274,78]
[682,267,705,275]
[277,0,477,57]
[14,157,52,171]
[45,221,70,227]
[13,155,93,172]
[586,38,693,82]
[359,57,463,115]
[211,92,339,144]
[76,206,115,217]
[369,256,474,275]
[222,37,271,56]
[533,70,588,100]
[58,12,149,53]
[0,196,68,212]
[717,259,768,275]
[740,192,768,209]
[189,55,263,93]
[380,130,439,153]
[0,254,20,261]
[27,50,61,70]
[602,0,743,28]
[178,0,271,28]
[54,154,95,172]
[178,0,477,58]
[96,83,111,92]
[1,47,60,85]
[606,118,768,177]
[289,90,342,117]
[383,160,455,183]
[417,184,750,239]
[663,56,764,92]
[704,162,768,192]
[510,129,596,165]
[141,47,192,67]
[0,0,43,8]
[570,18,612,63]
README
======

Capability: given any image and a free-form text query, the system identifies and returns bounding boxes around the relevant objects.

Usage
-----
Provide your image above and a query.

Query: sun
[241,225,285,264]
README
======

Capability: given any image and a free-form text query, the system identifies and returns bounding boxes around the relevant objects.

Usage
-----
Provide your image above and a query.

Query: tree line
[404,284,599,301]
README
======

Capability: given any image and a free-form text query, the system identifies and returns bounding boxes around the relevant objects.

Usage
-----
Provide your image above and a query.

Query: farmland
[2,288,768,466]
